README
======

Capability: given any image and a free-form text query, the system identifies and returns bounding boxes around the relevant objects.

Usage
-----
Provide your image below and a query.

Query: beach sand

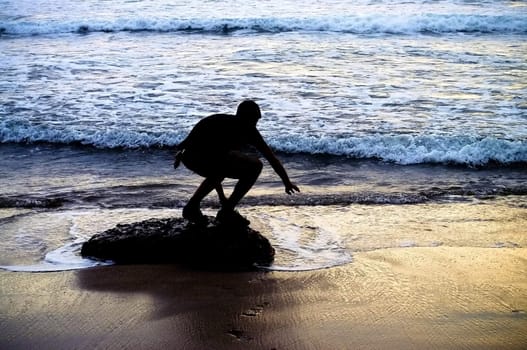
[1,246,526,349]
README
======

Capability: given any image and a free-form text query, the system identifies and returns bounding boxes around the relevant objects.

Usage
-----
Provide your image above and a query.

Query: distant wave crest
[268,134,527,167]
[1,13,526,36]
[1,121,526,167]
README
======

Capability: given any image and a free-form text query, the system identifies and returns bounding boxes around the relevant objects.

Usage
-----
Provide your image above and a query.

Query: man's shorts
[182,150,262,179]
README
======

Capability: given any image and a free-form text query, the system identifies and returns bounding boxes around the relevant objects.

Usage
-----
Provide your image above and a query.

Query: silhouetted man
[174,100,299,224]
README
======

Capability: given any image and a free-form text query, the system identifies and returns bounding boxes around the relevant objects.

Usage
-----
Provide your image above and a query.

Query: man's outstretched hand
[285,182,300,195]
[173,150,183,169]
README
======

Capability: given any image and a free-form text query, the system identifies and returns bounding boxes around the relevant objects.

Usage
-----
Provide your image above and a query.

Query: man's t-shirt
[181,114,265,155]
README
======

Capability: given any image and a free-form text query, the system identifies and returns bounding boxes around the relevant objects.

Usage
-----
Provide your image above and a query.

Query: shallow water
[0,144,525,272]
[1,197,525,272]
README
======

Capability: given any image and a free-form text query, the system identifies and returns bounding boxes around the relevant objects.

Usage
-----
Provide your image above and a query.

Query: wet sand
[1,247,526,349]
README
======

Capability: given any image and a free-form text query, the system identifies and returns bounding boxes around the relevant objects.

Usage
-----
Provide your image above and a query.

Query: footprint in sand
[241,301,270,317]
[227,329,252,341]
[228,302,271,342]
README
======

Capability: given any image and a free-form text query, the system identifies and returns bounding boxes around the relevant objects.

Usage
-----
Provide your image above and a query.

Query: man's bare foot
[183,203,208,225]
[216,208,250,226]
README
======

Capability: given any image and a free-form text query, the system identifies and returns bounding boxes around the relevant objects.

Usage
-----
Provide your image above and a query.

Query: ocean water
[1,0,526,271]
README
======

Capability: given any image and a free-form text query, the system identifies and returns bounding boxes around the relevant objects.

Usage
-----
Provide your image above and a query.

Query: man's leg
[181,150,225,222]
[217,152,263,222]
[215,184,227,206]
[183,176,223,222]
[181,150,262,223]
[223,162,262,211]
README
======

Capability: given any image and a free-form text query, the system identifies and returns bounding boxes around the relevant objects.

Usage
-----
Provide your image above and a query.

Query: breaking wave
[267,134,527,167]
[2,13,526,36]
[1,121,525,167]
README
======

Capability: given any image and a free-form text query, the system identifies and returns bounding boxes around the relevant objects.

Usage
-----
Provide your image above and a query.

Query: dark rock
[81,216,274,270]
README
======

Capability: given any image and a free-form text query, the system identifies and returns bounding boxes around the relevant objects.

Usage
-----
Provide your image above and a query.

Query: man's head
[236,100,261,126]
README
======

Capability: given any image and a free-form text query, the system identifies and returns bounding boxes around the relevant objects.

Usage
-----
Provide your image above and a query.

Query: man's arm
[253,132,300,195]
[173,140,187,169]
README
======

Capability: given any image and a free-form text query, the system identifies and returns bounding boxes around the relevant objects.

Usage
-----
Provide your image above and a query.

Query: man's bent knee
[221,151,261,179]
[252,158,263,176]
[241,157,262,179]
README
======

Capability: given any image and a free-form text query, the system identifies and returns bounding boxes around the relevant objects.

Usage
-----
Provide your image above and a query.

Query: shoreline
[1,143,526,212]
[1,199,526,273]
[1,247,526,349]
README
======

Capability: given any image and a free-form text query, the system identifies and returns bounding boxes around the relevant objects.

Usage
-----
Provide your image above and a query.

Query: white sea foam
[0,255,109,272]
[268,134,527,166]
[0,120,185,149]
[0,210,113,272]
[2,13,526,36]
[2,120,524,166]
[0,237,111,272]
[253,210,353,271]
